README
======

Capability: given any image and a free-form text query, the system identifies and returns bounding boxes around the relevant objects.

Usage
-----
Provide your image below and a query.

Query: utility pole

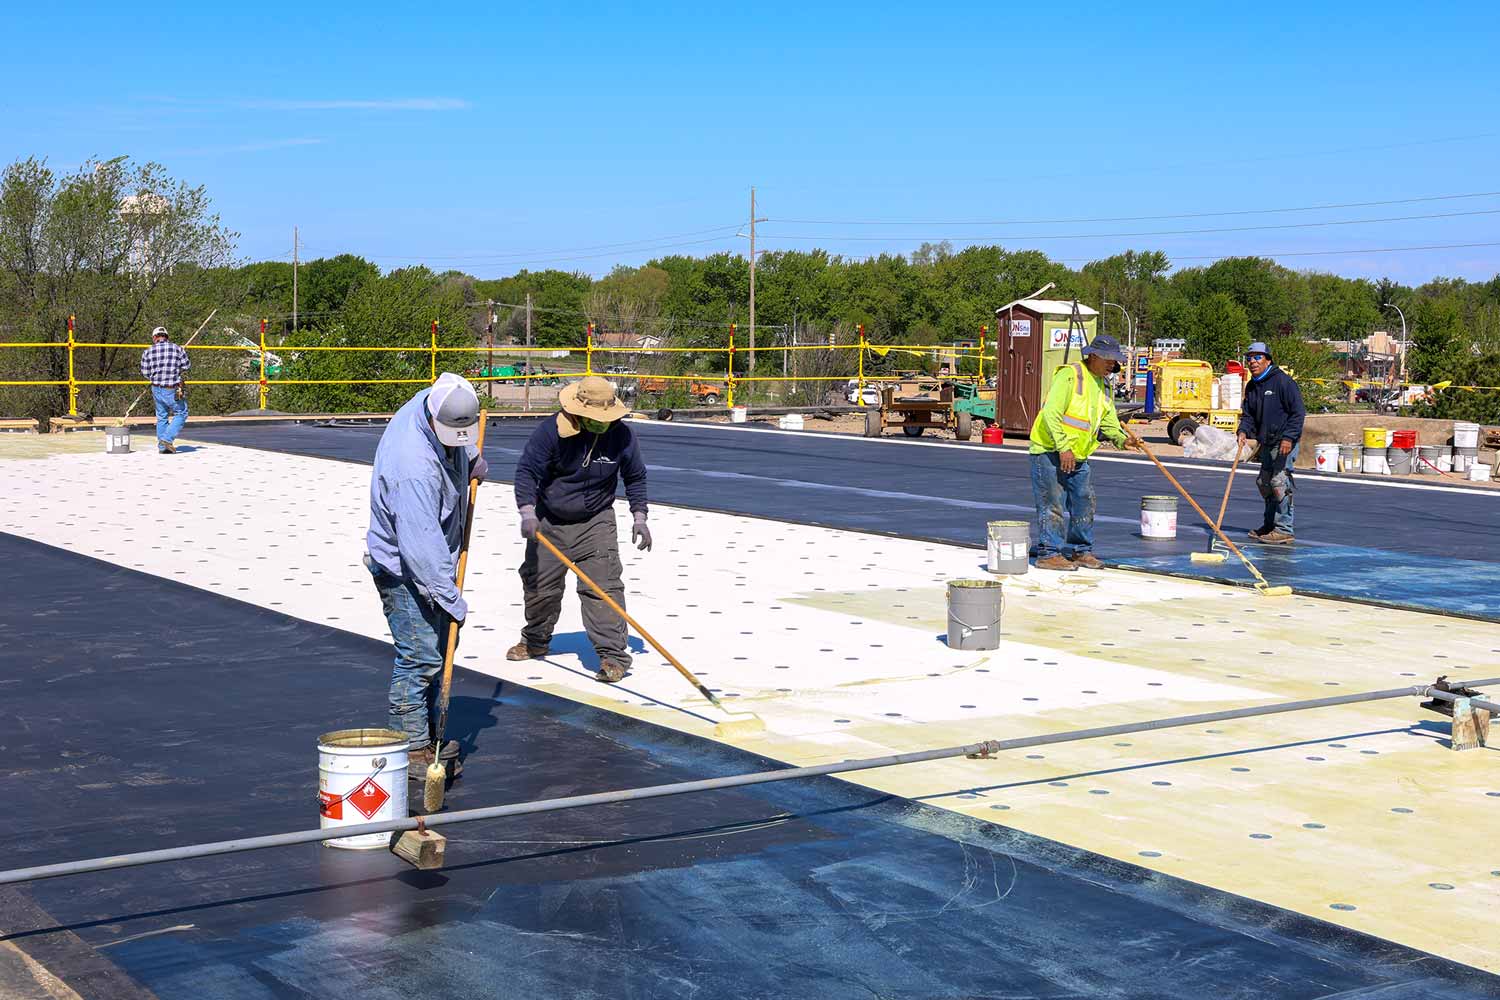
[292,226,299,332]
[747,186,766,377]
[524,292,533,413]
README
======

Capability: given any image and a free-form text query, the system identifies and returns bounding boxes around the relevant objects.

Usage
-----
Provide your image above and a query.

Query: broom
[1129,433,1292,597]
[1191,441,1257,565]
[534,529,767,739]
[423,411,489,813]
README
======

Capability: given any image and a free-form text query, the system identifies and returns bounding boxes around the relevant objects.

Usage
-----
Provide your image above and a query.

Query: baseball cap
[152,326,170,338]
[425,372,481,447]
[1245,341,1271,359]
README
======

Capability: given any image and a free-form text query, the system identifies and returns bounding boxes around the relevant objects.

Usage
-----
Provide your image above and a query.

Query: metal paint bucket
[986,520,1030,575]
[947,579,1002,651]
[1339,444,1361,472]
[1386,447,1414,475]
[1140,495,1178,540]
[104,425,131,454]
[1453,446,1478,474]
[1416,445,1447,475]
[1313,442,1340,472]
[1362,427,1387,450]
[318,728,408,850]
[1453,421,1480,449]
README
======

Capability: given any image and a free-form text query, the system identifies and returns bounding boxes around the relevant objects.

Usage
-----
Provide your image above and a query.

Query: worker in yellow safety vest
[1028,334,1141,571]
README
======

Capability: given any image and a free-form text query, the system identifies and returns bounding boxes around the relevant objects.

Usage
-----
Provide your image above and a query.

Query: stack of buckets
[1454,421,1483,478]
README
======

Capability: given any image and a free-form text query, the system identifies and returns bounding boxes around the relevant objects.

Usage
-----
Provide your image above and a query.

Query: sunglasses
[1246,354,1268,361]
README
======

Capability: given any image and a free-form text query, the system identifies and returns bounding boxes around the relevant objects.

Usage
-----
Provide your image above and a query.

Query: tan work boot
[595,659,627,683]
[1249,529,1295,545]
[1070,552,1104,569]
[505,641,549,661]
[1035,555,1077,571]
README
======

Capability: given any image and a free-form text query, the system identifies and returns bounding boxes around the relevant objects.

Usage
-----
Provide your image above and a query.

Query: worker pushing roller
[365,373,488,787]
[1028,333,1142,570]
[1237,341,1305,545]
[510,375,651,683]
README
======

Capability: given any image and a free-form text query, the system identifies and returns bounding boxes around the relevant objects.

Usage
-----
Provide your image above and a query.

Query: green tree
[1186,293,1249,366]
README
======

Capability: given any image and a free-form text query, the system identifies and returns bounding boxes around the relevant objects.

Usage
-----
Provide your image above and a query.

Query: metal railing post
[66,314,78,417]
[856,323,866,407]
[258,318,268,410]
[430,320,438,382]
[586,323,595,375]
[978,325,986,382]
[727,323,735,408]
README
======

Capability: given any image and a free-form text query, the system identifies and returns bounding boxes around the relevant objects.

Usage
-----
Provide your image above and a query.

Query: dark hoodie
[1237,364,1306,446]
[514,413,648,524]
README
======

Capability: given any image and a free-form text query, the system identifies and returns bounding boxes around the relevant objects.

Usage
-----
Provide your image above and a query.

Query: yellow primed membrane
[3,437,1499,972]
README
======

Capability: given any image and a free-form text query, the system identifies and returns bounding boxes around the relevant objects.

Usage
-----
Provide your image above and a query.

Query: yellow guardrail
[2,317,1005,416]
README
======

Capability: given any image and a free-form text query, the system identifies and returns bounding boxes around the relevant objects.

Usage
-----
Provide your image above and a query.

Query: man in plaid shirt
[140,326,190,453]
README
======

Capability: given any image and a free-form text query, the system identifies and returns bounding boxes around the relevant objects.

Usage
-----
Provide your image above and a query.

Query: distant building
[1325,331,1402,382]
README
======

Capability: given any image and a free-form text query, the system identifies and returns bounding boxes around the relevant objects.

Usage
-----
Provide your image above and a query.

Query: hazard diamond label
[346,778,390,820]
[318,789,341,820]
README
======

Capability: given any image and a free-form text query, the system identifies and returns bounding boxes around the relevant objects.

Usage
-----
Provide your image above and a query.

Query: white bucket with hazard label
[318,728,408,850]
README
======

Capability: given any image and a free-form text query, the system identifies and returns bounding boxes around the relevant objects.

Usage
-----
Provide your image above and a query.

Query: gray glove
[470,454,489,483]
[519,505,539,540]
[631,512,652,552]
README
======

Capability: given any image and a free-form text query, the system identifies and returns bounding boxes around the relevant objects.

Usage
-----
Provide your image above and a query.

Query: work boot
[157,439,168,454]
[1249,529,1295,545]
[505,640,549,661]
[595,659,628,683]
[1247,527,1274,542]
[406,741,463,783]
[1035,555,1077,572]
[1070,552,1104,569]
[162,440,176,454]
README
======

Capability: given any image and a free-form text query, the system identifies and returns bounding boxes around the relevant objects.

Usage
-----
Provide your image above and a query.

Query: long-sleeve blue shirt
[514,413,648,524]
[1237,364,1306,447]
[366,389,474,621]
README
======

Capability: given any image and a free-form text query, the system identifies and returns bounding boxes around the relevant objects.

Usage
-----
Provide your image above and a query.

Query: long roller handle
[431,412,489,747]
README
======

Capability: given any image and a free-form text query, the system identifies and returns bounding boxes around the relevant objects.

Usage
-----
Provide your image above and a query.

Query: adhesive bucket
[947,579,1002,651]
[1362,427,1387,449]
[1453,446,1478,473]
[104,425,131,454]
[1313,442,1340,472]
[778,413,804,430]
[986,520,1030,575]
[1386,446,1414,475]
[1416,445,1446,475]
[1470,462,1493,483]
[1453,421,1480,449]
[1338,444,1361,472]
[1361,449,1388,474]
[1391,429,1418,449]
[318,728,408,850]
[730,406,748,423]
[1140,495,1178,540]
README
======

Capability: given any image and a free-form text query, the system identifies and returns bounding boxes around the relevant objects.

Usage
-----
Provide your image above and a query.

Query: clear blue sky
[4,2,1498,283]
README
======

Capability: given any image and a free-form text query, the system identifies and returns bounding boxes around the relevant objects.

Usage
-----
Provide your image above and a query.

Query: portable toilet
[992,299,1099,434]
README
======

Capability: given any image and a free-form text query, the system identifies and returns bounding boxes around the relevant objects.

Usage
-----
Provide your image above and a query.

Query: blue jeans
[1030,452,1096,558]
[151,386,188,445]
[370,562,455,752]
[1256,441,1299,534]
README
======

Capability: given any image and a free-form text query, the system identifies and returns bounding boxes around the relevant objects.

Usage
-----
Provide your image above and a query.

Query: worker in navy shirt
[1236,342,1306,544]
[510,376,650,682]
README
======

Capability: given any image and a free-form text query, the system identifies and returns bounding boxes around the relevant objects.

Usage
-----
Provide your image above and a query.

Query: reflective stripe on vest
[1059,363,1096,432]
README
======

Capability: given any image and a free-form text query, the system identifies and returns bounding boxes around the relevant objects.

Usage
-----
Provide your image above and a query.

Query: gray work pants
[519,507,632,666]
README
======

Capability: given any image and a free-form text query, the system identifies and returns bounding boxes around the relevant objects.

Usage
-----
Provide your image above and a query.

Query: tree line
[3,156,1498,421]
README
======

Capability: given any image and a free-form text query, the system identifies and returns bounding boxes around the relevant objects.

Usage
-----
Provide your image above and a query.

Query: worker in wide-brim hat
[1027,333,1141,571]
[509,375,651,683]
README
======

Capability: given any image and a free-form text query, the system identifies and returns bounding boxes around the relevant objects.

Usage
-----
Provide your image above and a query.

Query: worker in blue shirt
[366,373,488,783]
[1236,342,1305,544]
[510,376,650,683]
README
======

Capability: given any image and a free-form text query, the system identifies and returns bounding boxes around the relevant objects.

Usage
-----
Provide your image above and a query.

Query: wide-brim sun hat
[426,372,481,447]
[560,376,631,423]
[1081,333,1127,365]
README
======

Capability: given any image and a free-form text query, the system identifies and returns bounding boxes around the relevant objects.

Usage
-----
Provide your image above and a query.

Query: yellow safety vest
[1029,362,1118,460]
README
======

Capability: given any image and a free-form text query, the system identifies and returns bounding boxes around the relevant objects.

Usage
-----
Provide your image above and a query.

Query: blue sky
[4,2,1498,283]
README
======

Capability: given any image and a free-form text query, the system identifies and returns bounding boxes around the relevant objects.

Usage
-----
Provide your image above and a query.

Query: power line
[756,207,1500,244]
[773,189,1500,226]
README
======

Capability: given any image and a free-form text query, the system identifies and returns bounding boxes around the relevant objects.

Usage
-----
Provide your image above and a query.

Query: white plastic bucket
[1210,378,1222,410]
[1140,495,1178,540]
[986,520,1030,575]
[730,406,748,423]
[1470,462,1493,483]
[318,728,408,850]
[1221,374,1243,410]
[778,413,803,430]
[1361,450,1388,475]
[1313,442,1340,472]
[1453,421,1480,449]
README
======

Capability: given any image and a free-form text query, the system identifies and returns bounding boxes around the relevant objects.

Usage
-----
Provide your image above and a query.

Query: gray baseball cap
[425,372,480,447]
[1245,341,1271,358]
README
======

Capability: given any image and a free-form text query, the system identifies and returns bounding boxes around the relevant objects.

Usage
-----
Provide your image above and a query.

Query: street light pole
[1103,301,1133,357]
[1383,302,1407,397]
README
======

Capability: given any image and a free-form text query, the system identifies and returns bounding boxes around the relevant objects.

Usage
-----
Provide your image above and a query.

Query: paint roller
[1191,441,1258,565]
[534,530,767,739]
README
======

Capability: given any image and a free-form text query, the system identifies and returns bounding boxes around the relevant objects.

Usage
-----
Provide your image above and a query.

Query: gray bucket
[986,521,1029,575]
[1416,445,1446,475]
[1387,446,1414,475]
[1338,443,1360,473]
[947,579,1002,650]
[1454,446,1478,473]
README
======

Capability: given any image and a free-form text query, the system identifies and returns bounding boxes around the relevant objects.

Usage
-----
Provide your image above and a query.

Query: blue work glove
[470,454,489,483]
[631,512,652,552]
[519,505,539,540]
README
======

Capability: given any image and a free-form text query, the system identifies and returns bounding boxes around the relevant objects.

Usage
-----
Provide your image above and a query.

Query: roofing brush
[1191,442,1257,566]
